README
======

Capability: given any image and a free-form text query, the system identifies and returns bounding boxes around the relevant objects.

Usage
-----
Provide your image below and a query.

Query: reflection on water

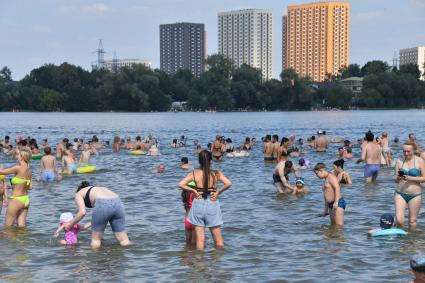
[0,111,424,281]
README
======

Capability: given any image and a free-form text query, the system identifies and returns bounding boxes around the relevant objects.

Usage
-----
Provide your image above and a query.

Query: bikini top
[84,186,94,208]
[400,158,422,177]
[192,171,217,198]
[11,176,31,186]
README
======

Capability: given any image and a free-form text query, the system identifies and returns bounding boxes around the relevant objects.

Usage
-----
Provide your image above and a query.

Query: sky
[1,0,424,80]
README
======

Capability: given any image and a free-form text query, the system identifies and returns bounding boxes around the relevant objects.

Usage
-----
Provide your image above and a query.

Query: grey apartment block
[218,9,274,80]
[160,22,206,77]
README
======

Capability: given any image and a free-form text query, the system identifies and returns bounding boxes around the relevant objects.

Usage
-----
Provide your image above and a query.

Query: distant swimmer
[263,135,273,161]
[124,137,134,150]
[153,163,165,173]
[39,146,59,182]
[211,135,225,161]
[56,138,69,158]
[314,163,345,226]
[333,159,352,185]
[356,131,381,183]
[181,157,193,170]
[380,132,392,167]
[315,131,329,152]
[394,141,425,230]
[80,144,97,166]
[273,153,297,194]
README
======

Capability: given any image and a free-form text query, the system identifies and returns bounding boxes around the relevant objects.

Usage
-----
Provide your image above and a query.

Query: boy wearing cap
[367,213,394,235]
[295,177,308,194]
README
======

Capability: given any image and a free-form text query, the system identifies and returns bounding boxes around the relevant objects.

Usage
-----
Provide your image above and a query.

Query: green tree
[340,64,362,79]
[361,60,389,76]
[399,63,421,80]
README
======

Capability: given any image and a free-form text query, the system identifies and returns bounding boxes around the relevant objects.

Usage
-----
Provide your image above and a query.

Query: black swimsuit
[84,186,94,208]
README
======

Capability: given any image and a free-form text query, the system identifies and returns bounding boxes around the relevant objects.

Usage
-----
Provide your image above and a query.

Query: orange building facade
[283,1,350,82]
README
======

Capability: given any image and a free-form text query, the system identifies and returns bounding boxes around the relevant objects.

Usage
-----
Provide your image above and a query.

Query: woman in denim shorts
[63,181,131,248]
[179,150,232,250]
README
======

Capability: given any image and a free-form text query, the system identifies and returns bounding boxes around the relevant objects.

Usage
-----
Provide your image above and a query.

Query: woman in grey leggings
[64,181,130,248]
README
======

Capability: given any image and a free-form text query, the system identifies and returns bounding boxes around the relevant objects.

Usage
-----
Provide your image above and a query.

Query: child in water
[0,176,8,214]
[367,213,394,236]
[294,177,308,194]
[54,212,91,245]
[410,255,425,283]
[314,163,345,226]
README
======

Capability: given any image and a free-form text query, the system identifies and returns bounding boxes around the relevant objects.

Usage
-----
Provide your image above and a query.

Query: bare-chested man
[263,135,274,161]
[39,147,59,182]
[56,138,69,158]
[315,131,329,152]
[356,131,382,183]
[272,135,279,161]
[80,144,97,166]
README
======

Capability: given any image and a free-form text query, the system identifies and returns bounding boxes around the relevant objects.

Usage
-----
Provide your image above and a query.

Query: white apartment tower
[218,9,274,80]
[399,46,425,80]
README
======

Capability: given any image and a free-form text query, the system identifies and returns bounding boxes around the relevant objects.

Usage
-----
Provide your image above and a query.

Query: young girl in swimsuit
[54,212,91,245]
[333,159,352,185]
[314,163,345,226]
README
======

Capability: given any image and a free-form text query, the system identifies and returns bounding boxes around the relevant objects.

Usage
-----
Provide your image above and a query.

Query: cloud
[83,3,111,14]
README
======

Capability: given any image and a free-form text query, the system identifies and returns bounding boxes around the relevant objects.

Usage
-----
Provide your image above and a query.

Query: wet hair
[280,137,289,146]
[44,146,52,155]
[136,136,141,141]
[411,256,425,273]
[245,137,250,142]
[76,181,91,192]
[365,131,374,142]
[272,134,279,141]
[333,159,345,169]
[394,137,399,143]
[63,138,69,143]
[311,136,316,141]
[198,150,213,189]
[338,147,344,151]
[265,135,271,142]
[5,135,9,140]
[226,138,232,143]
[21,140,27,146]
[74,138,78,142]
[314,163,326,171]
[181,157,188,164]
[173,139,178,144]
[285,160,293,169]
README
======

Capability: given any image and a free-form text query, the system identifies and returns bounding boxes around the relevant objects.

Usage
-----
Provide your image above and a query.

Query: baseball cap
[379,213,394,229]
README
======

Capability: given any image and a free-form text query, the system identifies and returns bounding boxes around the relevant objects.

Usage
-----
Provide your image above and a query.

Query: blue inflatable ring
[371,228,407,237]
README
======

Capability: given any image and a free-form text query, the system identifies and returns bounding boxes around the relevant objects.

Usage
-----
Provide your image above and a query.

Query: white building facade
[218,9,274,80]
[102,59,151,72]
[399,46,425,80]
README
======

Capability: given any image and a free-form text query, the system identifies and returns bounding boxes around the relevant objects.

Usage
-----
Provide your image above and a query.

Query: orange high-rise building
[283,1,350,82]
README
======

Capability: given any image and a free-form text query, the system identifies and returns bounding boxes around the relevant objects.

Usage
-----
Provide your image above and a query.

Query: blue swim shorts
[188,198,223,228]
[41,170,55,182]
[364,164,379,179]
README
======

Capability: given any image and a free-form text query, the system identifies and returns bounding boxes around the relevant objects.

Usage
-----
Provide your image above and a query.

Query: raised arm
[0,165,19,176]
[178,172,201,198]
[211,171,232,201]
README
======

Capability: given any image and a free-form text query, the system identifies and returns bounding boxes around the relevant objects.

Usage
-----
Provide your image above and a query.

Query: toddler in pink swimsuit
[54,212,91,245]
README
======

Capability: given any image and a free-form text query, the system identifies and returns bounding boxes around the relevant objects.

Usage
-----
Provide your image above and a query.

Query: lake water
[0,110,424,282]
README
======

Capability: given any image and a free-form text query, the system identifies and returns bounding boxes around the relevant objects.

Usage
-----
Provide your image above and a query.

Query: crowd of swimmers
[1,130,425,281]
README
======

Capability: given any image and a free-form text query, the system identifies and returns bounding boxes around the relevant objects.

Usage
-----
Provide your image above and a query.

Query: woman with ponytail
[179,150,232,250]
[0,148,32,227]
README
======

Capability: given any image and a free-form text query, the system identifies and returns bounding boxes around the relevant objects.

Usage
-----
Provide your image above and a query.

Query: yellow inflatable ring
[130,150,145,155]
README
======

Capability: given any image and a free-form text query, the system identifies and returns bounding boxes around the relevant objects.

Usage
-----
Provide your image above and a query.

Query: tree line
[0,55,424,112]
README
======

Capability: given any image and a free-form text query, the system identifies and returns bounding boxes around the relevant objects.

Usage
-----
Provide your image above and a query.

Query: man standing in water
[315,131,329,152]
[356,131,381,183]
[263,135,273,161]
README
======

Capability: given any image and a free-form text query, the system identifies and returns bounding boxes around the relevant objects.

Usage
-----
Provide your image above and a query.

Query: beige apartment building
[283,1,350,81]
